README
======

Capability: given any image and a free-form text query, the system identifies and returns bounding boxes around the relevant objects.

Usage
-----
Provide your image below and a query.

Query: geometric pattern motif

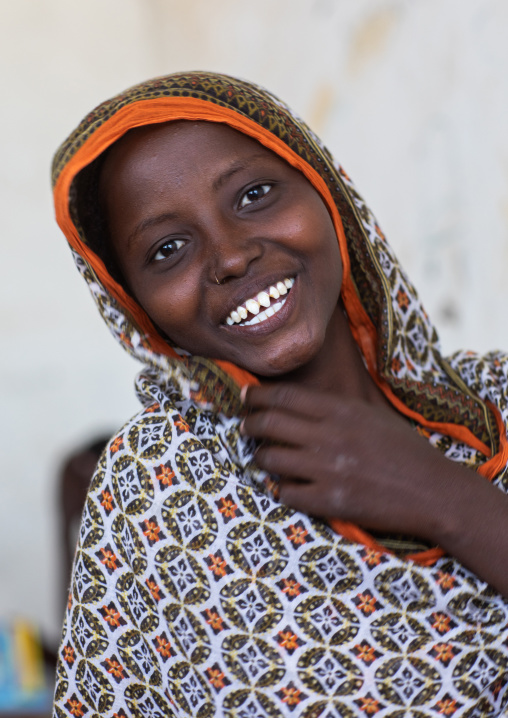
[53,393,508,717]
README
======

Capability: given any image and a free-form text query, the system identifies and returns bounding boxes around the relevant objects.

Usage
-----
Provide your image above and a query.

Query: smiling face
[100,121,344,378]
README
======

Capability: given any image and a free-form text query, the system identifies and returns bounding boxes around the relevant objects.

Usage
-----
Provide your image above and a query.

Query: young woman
[52,72,508,717]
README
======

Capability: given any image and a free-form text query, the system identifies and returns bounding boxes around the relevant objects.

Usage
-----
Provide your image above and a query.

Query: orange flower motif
[67,591,73,611]
[62,644,75,665]
[355,592,379,616]
[361,549,383,567]
[218,497,238,518]
[435,571,456,591]
[155,464,175,486]
[207,667,226,689]
[358,697,381,714]
[143,520,161,543]
[431,612,451,634]
[66,699,86,717]
[278,630,299,651]
[146,579,162,601]
[175,416,189,433]
[205,663,231,692]
[102,606,122,627]
[281,578,301,597]
[205,609,224,632]
[435,698,459,715]
[99,549,118,571]
[105,658,125,678]
[432,643,456,664]
[354,643,378,663]
[101,490,114,512]
[281,686,303,706]
[396,288,410,310]
[145,403,160,413]
[286,525,308,545]
[155,635,173,658]
[110,437,123,454]
[207,553,228,578]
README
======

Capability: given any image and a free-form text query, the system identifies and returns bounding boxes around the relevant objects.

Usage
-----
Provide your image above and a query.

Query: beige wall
[1,0,508,642]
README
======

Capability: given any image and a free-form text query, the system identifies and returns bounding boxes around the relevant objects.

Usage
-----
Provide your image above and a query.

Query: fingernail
[239,419,246,434]
[240,385,248,404]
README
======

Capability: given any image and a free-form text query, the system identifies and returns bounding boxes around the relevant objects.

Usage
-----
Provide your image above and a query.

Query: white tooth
[258,291,270,308]
[269,285,280,299]
[238,306,248,320]
[285,277,294,288]
[246,299,260,315]
[226,317,234,325]
[231,310,241,324]
[276,281,287,295]
[251,315,261,325]
[265,307,275,317]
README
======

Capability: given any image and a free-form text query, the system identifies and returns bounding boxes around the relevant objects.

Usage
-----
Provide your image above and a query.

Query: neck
[268,302,387,406]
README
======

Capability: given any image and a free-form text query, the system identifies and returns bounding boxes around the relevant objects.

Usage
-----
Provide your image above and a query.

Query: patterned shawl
[52,72,508,717]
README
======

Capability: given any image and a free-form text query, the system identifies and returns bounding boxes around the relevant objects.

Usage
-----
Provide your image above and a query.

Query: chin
[246,335,325,378]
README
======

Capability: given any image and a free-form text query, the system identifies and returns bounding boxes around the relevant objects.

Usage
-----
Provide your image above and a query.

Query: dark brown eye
[153,238,185,262]
[239,184,271,208]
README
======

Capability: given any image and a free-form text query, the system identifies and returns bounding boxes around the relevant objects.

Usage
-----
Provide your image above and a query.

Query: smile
[225,277,295,326]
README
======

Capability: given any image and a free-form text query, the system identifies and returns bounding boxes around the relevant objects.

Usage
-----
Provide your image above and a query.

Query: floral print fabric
[54,370,508,717]
[51,72,508,716]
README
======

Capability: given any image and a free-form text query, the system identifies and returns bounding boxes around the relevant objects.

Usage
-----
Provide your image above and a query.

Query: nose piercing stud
[215,272,221,286]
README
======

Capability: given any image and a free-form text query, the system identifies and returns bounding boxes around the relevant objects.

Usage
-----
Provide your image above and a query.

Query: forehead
[101,121,286,191]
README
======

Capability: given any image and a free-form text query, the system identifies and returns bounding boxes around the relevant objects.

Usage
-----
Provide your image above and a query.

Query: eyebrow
[211,153,267,191]
[127,212,178,248]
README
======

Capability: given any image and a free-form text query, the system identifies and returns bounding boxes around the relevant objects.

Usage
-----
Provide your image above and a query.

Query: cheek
[296,196,342,264]
[307,209,343,291]
[136,278,203,345]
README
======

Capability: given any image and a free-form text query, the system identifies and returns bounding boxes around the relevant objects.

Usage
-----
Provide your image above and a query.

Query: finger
[242,383,332,420]
[241,408,321,446]
[277,479,343,517]
[255,444,329,480]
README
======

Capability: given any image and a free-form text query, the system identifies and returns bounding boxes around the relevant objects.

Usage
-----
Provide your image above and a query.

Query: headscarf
[52,72,508,716]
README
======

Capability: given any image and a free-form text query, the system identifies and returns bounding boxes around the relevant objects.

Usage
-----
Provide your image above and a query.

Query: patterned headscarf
[52,71,507,559]
[52,72,508,718]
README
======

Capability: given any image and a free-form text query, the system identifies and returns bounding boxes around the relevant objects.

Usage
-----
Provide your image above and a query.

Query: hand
[240,382,471,542]
[241,382,508,595]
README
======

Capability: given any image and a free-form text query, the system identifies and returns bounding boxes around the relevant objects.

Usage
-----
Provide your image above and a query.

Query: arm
[240,383,508,597]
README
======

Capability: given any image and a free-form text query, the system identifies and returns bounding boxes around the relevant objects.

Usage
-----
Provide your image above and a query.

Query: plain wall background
[1,0,508,645]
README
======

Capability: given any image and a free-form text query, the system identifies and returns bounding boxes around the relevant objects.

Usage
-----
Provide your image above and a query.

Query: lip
[220,275,298,336]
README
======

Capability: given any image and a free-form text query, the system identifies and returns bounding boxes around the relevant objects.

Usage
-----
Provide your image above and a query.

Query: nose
[209,219,264,285]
